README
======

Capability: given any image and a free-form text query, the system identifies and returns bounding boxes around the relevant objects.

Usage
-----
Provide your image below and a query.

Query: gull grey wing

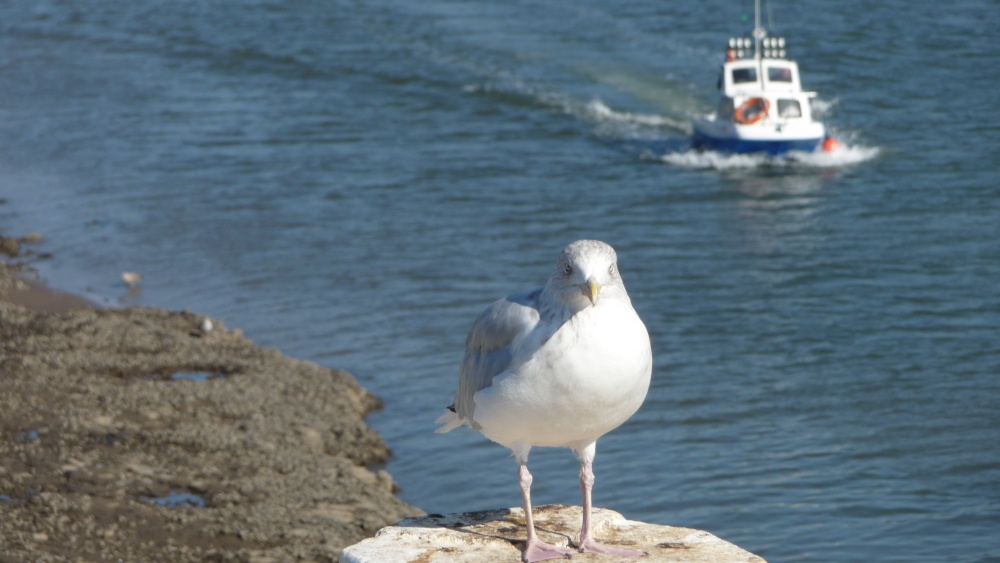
[454,288,542,425]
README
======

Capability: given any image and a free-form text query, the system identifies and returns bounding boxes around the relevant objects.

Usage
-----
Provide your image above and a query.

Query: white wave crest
[661,142,880,170]
[660,150,770,170]
[583,100,687,130]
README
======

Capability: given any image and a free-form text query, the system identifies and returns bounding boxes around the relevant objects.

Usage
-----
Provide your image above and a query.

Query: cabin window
[777,99,802,118]
[768,66,794,83]
[731,67,757,84]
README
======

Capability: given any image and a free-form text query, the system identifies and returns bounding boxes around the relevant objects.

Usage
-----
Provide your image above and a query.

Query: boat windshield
[767,66,794,83]
[732,67,757,84]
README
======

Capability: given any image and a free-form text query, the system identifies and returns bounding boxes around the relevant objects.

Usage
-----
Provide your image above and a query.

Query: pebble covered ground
[0,244,422,562]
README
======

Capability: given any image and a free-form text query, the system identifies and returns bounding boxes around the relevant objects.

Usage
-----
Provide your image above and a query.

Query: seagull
[121,271,143,289]
[436,240,652,562]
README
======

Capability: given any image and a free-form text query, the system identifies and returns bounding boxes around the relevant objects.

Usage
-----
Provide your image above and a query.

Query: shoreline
[0,234,422,561]
[0,233,95,314]
[0,274,97,314]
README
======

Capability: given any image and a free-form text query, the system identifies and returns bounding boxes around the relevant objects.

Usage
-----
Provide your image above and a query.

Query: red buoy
[822,136,841,152]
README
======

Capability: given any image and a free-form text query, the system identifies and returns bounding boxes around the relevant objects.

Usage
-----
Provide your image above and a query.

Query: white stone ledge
[340,504,766,562]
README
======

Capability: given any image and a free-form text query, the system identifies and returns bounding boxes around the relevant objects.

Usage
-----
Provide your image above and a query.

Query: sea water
[0,1,998,561]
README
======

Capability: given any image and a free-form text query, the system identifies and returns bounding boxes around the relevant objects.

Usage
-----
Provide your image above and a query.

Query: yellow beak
[584,277,601,305]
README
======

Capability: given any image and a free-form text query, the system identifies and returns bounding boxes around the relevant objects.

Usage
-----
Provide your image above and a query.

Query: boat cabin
[690,2,829,154]
[716,57,815,125]
[722,59,801,95]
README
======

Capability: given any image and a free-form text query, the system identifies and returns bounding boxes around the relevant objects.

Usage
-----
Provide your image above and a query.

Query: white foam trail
[660,142,880,170]
[660,150,770,170]
[790,144,881,167]
[466,76,687,139]
[810,97,839,118]
[583,100,687,130]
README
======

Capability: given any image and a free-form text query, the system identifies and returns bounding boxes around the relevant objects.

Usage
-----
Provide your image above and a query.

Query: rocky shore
[0,234,422,561]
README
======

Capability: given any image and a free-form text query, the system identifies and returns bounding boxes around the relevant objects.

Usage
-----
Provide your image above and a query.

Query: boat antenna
[752,0,766,60]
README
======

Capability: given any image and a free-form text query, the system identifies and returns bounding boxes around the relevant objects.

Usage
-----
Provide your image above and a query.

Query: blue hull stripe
[692,131,821,155]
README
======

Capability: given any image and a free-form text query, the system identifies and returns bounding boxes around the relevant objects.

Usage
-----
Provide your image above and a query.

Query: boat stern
[691,115,825,155]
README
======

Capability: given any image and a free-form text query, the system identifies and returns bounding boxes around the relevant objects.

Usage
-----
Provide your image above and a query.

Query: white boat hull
[691,115,825,155]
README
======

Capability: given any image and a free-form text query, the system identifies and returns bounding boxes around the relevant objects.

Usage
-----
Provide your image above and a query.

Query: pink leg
[518,463,574,562]
[577,453,645,557]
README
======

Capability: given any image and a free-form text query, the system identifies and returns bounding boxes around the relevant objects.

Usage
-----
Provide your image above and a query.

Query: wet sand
[0,245,422,561]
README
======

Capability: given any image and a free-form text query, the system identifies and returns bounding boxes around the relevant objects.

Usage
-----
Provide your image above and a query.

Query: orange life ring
[733,97,770,125]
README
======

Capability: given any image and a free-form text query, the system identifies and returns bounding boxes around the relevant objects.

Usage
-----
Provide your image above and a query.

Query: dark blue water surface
[1,1,998,561]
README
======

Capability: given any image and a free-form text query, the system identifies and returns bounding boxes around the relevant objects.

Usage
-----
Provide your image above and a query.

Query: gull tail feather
[435,409,464,433]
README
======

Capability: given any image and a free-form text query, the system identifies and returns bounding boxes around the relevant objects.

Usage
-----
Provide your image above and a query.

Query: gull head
[546,240,628,311]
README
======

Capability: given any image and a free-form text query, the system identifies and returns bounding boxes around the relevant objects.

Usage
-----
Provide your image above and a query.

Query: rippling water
[1,1,998,561]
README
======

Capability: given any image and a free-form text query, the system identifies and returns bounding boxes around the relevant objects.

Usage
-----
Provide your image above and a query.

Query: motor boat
[690,0,838,155]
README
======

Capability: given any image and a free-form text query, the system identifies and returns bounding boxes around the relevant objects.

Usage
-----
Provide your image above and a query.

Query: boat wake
[658,136,880,170]
[582,100,690,136]
[464,79,689,140]
[463,75,876,171]
[570,98,879,170]
[574,96,879,170]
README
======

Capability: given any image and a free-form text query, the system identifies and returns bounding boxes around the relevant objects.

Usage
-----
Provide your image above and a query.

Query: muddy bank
[0,252,421,561]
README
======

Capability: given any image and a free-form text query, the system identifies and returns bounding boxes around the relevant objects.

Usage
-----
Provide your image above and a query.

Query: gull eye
[609,263,616,276]
[563,264,573,275]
